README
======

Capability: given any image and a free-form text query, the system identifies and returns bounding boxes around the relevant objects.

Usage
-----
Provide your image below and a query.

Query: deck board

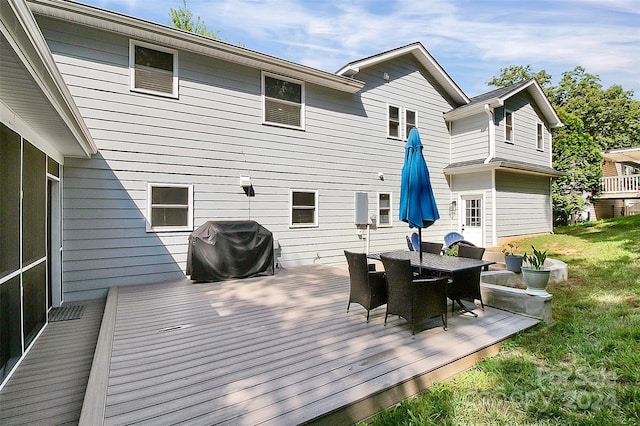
[97,265,538,425]
[0,298,105,426]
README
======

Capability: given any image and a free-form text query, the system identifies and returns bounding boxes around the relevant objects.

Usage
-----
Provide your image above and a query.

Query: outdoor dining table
[367,250,496,316]
[367,250,495,273]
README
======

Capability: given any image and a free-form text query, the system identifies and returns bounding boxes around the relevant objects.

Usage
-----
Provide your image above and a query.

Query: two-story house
[592,146,640,219]
[1,0,562,385]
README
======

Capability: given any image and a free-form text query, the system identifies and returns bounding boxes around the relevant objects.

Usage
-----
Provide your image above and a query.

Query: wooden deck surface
[0,299,105,425]
[96,265,538,425]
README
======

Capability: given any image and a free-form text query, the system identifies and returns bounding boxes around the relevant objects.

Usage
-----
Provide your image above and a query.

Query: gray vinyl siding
[495,171,551,237]
[449,171,493,246]
[37,18,457,299]
[450,112,489,162]
[494,93,552,168]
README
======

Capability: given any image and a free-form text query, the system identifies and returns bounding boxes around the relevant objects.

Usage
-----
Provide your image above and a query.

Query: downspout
[483,104,495,164]
[484,104,498,245]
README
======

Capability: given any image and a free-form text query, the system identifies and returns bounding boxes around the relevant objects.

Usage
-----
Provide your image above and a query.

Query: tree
[551,109,602,225]
[169,0,219,39]
[551,67,640,150]
[487,65,553,92]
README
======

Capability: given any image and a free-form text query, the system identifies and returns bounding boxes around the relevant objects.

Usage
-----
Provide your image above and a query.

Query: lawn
[367,214,640,425]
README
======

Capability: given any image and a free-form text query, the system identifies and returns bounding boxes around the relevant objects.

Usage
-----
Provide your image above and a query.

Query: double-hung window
[263,73,304,129]
[536,123,544,150]
[290,190,318,227]
[378,192,392,226]
[388,105,417,139]
[130,40,178,98]
[504,110,514,143]
[147,183,193,232]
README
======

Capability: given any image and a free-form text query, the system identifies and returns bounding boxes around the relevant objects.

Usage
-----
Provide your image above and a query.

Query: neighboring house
[0,0,562,386]
[591,147,640,219]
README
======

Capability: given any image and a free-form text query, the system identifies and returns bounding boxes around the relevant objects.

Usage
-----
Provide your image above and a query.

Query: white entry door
[461,195,483,247]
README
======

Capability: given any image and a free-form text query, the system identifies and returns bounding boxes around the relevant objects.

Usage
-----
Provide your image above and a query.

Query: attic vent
[130,41,177,97]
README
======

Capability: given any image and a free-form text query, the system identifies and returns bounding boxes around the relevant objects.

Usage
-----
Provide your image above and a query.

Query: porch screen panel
[0,276,22,382]
[0,123,21,279]
[22,141,46,267]
[23,261,46,347]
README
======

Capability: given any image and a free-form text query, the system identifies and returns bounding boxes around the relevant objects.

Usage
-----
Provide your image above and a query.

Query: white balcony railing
[600,174,640,193]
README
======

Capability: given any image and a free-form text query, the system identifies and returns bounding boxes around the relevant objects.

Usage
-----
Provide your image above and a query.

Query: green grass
[366,215,640,425]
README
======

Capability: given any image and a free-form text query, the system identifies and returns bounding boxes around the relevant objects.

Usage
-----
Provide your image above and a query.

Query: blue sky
[82,0,639,98]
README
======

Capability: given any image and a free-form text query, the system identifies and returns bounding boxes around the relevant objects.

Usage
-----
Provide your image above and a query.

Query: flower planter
[504,254,523,273]
[521,267,551,296]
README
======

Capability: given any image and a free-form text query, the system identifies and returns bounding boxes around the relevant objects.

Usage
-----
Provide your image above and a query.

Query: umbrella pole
[418,228,423,275]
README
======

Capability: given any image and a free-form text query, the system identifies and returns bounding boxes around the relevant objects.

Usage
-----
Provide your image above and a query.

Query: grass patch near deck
[367,215,640,425]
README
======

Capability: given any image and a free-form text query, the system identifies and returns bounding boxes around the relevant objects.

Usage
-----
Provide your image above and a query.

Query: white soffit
[28,0,364,94]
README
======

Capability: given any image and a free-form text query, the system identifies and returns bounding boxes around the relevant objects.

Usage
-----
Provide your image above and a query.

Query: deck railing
[600,174,640,193]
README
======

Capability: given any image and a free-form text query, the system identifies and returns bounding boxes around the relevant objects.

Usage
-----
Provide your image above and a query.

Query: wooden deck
[0,299,105,425]
[91,265,538,425]
[1,265,539,425]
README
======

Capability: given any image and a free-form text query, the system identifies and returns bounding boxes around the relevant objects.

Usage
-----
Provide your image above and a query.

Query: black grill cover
[187,221,274,282]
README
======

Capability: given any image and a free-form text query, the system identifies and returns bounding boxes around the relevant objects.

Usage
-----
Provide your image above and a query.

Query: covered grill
[187,221,274,281]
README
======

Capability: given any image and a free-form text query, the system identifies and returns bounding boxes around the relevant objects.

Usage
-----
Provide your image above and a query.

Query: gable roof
[1,0,96,158]
[602,146,640,167]
[444,79,562,128]
[336,42,469,106]
[28,0,364,94]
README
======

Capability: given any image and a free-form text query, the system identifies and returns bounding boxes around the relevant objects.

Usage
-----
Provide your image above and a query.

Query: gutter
[483,104,496,164]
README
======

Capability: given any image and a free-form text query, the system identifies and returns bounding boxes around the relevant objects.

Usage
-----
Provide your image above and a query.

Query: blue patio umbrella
[399,128,440,263]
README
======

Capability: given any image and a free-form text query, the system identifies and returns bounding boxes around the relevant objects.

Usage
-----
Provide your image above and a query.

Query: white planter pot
[521,267,551,296]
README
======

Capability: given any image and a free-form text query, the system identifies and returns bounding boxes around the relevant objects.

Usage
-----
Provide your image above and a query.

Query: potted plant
[501,243,523,273]
[521,245,551,296]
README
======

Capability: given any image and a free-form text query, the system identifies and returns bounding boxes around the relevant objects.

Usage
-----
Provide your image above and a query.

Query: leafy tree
[169,0,219,39]
[550,67,640,150]
[486,65,553,92]
[552,109,602,225]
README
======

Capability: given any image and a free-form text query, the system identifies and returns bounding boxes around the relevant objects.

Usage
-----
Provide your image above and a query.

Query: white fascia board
[28,0,364,94]
[497,80,562,128]
[337,43,469,105]
[3,0,97,157]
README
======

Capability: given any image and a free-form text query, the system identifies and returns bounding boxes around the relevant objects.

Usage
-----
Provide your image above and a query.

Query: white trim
[129,39,179,98]
[460,192,485,247]
[504,110,514,143]
[146,183,194,232]
[262,72,305,130]
[536,122,545,151]
[289,189,318,228]
[377,192,393,227]
[404,108,417,141]
[387,104,401,139]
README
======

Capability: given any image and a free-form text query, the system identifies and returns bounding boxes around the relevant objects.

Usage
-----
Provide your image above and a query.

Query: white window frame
[405,109,417,140]
[504,110,514,143]
[387,104,401,139]
[536,122,545,151]
[289,189,318,228]
[377,192,393,227]
[262,72,305,130]
[129,40,178,98]
[146,183,193,232]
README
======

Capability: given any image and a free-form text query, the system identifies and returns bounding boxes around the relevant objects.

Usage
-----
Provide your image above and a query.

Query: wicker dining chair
[380,255,448,335]
[447,245,486,313]
[420,241,444,255]
[344,251,388,322]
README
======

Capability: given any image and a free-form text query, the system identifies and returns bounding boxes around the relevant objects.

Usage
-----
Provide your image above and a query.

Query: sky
[81,0,639,98]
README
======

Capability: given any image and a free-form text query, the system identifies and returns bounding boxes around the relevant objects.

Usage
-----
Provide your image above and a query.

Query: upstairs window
[388,105,400,139]
[130,41,178,97]
[378,192,392,226]
[388,105,417,140]
[263,73,304,129]
[536,123,544,150]
[147,183,193,232]
[290,190,318,227]
[504,110,514,143]
[405,109,417,138]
